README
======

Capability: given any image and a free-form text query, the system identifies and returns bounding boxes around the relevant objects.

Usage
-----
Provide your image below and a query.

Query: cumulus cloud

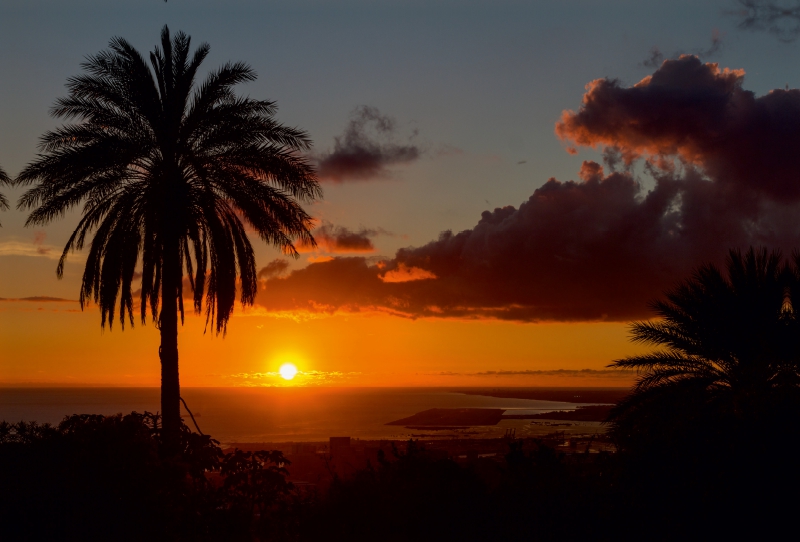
[257,162,800,321]
[733,0,800,42]
[299,221,391,254]
[557,55,800,200]
[255,56,800,322]
[316,106,421,181]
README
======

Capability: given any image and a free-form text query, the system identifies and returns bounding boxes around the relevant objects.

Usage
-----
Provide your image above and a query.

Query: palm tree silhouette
[14,27,321,449]
[0,166,9,224]
[608,248,800,450]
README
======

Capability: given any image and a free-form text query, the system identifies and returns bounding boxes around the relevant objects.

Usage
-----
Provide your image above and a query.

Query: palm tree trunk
[160,235,181,455]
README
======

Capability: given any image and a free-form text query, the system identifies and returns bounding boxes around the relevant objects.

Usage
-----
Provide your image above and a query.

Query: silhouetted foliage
[493,439,613,541]
[608,248,800,446]
[0,412,290,541]
[607,247,800,539]
[11,26,321,445]
[0,164,9,225]
[276,438,626,542]
[292,440,492,542]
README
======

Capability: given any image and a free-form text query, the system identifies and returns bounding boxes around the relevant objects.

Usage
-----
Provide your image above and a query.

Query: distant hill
[386,408,505,427]
[503,404,612,422]
[459,387,628,404]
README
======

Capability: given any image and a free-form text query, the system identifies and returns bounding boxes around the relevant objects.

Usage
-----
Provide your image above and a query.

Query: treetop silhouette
[0,165,9,225]
[608,247,800,449]
[12,26,321,449]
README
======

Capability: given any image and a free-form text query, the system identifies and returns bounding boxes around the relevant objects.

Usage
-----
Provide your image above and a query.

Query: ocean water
[0,387,590,443]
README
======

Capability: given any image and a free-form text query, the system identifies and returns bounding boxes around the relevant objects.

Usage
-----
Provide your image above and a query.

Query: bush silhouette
[0,412,290,541]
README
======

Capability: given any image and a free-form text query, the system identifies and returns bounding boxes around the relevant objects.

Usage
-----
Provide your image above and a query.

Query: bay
[0,387,591,443]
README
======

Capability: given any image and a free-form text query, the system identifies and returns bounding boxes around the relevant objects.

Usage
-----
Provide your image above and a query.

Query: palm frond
[16,26,321,335]
[0,165,10,225]
[610,247,800,449]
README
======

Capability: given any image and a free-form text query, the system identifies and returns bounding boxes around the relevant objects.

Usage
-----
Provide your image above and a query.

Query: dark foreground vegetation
[3,248,800,541]
[0,413,291,541]
[1,410,797,541]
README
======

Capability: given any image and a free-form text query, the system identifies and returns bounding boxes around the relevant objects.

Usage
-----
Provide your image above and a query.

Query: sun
[279,363,298,380]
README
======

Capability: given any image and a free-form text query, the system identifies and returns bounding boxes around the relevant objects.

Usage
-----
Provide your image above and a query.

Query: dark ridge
[386,408,505,427]
[458,387,628,404]
[503,405,613,422]
[18,296,75,302]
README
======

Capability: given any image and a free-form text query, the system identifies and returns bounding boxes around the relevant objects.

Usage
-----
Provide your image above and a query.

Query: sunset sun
[4,4,800,539]
[279,363,298,380]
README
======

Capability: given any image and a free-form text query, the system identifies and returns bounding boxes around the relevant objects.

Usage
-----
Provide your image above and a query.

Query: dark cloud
[641,31,722,68]
[256,57,800,322]
[428,369,637,377]
[449,369,636,377]
[733,0,800,42]
[258,162,800,321]
[641,46,665,69]
[557,55,800,200]
[697,29,724,57]
[316,106,421,182]
[257,259,290,280]
[300,221,390,253]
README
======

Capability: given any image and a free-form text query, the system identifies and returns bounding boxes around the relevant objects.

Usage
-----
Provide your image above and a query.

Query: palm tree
[14,27,321,450]
[607,248,800,451]
[0,165,10,223]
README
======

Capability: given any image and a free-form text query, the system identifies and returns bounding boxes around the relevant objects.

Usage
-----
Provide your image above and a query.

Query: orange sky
[0,296,643,388]
[7,4,789,390]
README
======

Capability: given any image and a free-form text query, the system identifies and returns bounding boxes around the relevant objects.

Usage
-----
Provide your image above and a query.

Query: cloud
[316,106,421,182]
[432,144,465,158]
[255,57,800,322]
[0,296,76,302]
[732,0,800,42]
[307,255,335,264]
[258,258,290,280]
[0,240,65,260]
[641,47,665,69]
[299,221,391,254]
[557,55,800,201]
[436,369,636,377]
[33,231,49,255]
[0,232,85,262]
[220,370,362,387]
[379,263,437,283]
[256,162,800,321]
[641,31,722,69]
[697,29,724,57]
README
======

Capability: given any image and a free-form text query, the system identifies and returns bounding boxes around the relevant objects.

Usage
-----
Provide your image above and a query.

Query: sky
[2,0,800,387]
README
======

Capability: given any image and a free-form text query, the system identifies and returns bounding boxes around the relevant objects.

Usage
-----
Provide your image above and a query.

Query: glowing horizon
[2,2,796,390]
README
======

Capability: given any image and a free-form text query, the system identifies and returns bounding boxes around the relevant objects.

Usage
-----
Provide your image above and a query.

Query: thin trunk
[160,234,181,455]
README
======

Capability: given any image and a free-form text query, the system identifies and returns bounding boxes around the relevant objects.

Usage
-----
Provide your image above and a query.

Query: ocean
[0,387,595,443]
